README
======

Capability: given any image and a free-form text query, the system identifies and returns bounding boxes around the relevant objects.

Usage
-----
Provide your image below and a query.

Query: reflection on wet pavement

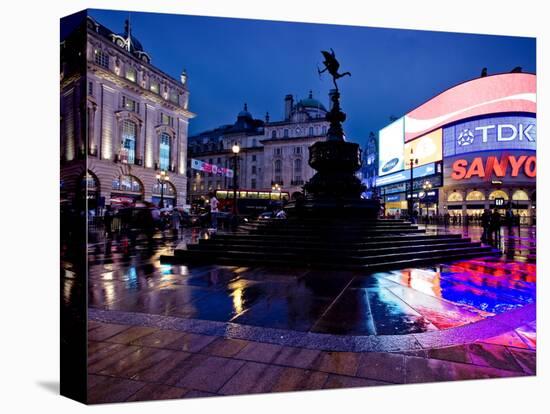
[78,226,535,343]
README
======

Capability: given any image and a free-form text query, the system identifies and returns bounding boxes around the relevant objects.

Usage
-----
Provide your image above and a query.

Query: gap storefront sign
[443,115,536,157]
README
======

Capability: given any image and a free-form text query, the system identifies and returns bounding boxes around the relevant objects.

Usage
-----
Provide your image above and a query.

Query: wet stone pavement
[75,225,536,402]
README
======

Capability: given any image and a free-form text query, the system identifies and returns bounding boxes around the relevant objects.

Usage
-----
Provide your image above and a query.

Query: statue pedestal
[285,92,380,219]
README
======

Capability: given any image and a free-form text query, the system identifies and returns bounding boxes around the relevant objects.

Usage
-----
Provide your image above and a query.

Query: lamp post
[422,180,432,223]
[155,170,169,208]
[231,143,240,216]
[408,148,419,219]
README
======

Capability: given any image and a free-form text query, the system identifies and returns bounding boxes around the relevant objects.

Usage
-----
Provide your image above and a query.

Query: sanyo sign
[443,116,536,157]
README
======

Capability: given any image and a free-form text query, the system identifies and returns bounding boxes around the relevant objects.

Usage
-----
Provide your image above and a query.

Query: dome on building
[237,103,252,119]
[297,91,326,111]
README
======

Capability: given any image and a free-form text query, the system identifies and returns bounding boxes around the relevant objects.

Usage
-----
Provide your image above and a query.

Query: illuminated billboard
[404,73,536,142]
[443,115,536,157]
[444,150,536,185]
[376,162,439,186]
[378,117,404,176]
[404,129,442,169]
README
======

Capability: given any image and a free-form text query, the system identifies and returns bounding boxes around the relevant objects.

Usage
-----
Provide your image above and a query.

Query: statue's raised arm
[318,48,351,89]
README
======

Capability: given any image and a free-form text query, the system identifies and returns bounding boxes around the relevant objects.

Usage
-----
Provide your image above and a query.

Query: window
[159,133,171,171]
[293,159,302,182]
[217,157,222,164]
[447,192,463,202]
[161,113,172,126]
[274,148,282,156]
[152,181,176,196]
[284,129,289,138]
[274,159,282,173]
[122,96,138,113]
[271,130,277,139]
[252,155,256,162]
[216,181,221,189]
[489,190,509,200]
[322,126,327,135]
[169,91,179,105]
[121,120,137,164]
[294,147,302,154]
[125,67,137,82]
[309,127,314,136]
[88,81,93,96]
[296,128,301,136]
[512,190,529,201]
[466,191,485,201]
[112,175,142,193]
[251,179,257,189]
[252,139,257,147]
[252,165,257,174]
[94,50,109,68]
[150,81,160,94]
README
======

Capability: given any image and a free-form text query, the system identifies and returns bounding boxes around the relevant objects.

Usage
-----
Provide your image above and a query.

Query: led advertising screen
[404,128,442,169]
[443,115,536,157]
[404,73,536,142]
[378,117,404,176]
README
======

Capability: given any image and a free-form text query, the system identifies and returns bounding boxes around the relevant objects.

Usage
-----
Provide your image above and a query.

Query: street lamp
[408,148,419,219]
[422,180,432,223]
[156,170,169,208]
[231,143,240,215]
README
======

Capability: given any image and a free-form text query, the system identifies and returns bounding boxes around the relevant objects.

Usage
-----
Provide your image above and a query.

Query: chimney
[328,89,338,111]
[284,94,293,120]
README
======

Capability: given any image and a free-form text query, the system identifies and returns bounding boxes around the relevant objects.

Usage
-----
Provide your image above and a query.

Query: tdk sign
[443,116,536,157]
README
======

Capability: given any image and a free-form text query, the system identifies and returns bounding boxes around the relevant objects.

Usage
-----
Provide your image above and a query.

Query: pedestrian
[209,192,219,230]
[490,209,502,244]
[481,209,490,242]
[171,208,181,238]
[104,205,113,238]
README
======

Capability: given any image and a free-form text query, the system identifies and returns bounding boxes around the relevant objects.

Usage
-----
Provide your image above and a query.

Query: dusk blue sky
[86,9,536,147]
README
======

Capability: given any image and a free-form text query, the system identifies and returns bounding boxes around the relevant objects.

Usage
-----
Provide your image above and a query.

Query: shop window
[121,120,137,164]
[112,175,143,193]
[466,191,485,201]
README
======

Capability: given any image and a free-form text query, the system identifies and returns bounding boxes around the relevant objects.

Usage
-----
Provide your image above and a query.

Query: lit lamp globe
[232,143,240,154]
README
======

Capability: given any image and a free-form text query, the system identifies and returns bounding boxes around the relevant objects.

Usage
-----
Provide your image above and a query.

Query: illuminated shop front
[376,72,536,223]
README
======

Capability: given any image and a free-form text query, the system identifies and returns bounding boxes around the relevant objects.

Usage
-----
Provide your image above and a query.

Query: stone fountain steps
[164,218,498,270]
[171,244,495,270]
[189,240,480,258]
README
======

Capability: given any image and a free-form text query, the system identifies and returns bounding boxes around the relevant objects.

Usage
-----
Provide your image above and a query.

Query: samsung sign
[376,162,438,186]
[443,115,536,157]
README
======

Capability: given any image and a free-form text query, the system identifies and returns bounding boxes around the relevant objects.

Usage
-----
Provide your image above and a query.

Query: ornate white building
[187,91,331,202]
[60,15,195,210]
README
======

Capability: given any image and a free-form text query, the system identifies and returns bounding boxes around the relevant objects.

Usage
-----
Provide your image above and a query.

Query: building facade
[375,72,536,223]
[187,91,331,203]
[60,15,194,211]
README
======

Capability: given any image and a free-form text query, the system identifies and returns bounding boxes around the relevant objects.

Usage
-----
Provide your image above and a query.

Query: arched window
[83,170,99,191]
[152,181,176,196]
[322,126,327,135]
[466,190,485,201]
[512,190,529,201]
[271,130,277,139]
[159,132,171,171]
[121,120,137,164]
[447,192,463,202]
[489,190,509,200]
[112,175,143,193]
[309,127,314,136]
[274,159,282,173]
